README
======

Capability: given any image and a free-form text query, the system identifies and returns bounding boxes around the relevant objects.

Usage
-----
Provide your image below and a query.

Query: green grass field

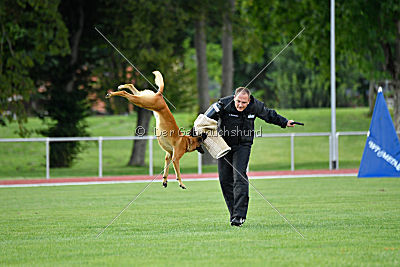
[1,177,399,266]
[0,107,372,179]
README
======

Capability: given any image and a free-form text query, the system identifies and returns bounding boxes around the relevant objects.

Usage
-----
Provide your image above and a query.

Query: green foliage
[235,0,272,63]
[36,0,102,167]
[182,38,223,103]
[335,0,397,79]
[40,89,90,168]
[0,0,69,136]
[93,0,193,111]
[262,47,367,108]
[236,0,396,109]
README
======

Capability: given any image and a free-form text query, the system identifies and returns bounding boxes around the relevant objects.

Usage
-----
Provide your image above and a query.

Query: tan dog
[106,71,205,189]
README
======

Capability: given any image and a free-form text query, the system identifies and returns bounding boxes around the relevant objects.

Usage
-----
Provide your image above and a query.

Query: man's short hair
[234,87,251,98]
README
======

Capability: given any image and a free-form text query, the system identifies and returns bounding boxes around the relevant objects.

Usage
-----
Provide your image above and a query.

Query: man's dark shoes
[231,217,245,227]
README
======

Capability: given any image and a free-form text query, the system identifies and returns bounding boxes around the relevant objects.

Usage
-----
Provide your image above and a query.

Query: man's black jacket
[208,95,288,147]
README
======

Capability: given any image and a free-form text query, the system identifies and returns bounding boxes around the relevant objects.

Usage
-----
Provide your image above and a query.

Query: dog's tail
[152,71,164,95]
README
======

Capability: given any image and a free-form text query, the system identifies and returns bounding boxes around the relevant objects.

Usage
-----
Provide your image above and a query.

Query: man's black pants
[218,144,251,221]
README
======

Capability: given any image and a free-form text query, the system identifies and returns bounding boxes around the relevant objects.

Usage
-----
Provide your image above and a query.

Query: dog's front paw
[179,184,186,190]
[105,92,112,99]
[162,181,168,188]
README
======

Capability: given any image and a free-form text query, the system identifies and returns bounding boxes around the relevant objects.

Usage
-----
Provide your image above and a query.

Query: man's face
[234,92,250,112]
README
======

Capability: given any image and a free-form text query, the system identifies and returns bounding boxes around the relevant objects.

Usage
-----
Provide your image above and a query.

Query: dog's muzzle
[196,146,205,154]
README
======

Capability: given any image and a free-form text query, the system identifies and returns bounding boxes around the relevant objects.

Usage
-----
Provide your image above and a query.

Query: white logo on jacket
[247,114,255,119]
[229,114,239,117]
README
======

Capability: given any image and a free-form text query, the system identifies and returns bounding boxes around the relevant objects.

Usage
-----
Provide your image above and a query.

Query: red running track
[0,169,358,186]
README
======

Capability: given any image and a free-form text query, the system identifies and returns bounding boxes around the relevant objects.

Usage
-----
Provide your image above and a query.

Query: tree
[241,0,400,130]
[221,0,235,97]
[0,0,69,136]
[233,0,280,105]
[336,0,400,130]
[38,0,108,167]
[181,1,220,165]
[194,9,211,114]
[96,0,191,167]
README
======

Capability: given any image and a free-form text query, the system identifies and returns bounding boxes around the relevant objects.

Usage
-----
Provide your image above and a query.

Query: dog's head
[186,132,207,153]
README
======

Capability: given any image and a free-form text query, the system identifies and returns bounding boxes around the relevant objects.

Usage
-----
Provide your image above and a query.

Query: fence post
[329,135,332,170]
[46,138,50,179]
[291,133,295,171]
[198,152,202,174]
[98,136,103,178]
[336,132,340,169]
[149,136,153,176]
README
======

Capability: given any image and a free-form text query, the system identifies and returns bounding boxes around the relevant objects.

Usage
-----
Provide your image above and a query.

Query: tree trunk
[194,12,210,114]
[380,19,400,132]
[368,80,375,115]
[194,11,215,165]
[49,3,86,168]
[128,107,152,166]
[221,0,235,97]
[394,81,400,133]
[394,20,400,132]
[65,4,84,93]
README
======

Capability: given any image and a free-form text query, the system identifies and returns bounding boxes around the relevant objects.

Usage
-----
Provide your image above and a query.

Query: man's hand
[287,120,295,127]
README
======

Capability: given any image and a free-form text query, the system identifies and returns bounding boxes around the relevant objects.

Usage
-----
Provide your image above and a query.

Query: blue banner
[358,89,400,177]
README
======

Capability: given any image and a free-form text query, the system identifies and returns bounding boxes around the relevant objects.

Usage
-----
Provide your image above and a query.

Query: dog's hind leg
[106,90,130,99]
[105,90,146,107]
[162,152,172,188]
[118,84,140,95]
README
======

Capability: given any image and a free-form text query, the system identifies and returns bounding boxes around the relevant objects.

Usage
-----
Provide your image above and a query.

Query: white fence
[0,136,155,179]
[0,131,398,179]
